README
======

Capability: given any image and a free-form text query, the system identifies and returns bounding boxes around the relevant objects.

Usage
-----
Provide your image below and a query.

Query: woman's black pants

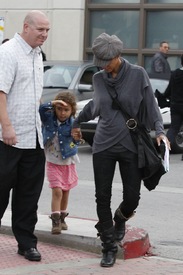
[93,149,141,228]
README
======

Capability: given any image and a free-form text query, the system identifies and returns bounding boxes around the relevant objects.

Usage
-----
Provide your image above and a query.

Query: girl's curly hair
[54,90,77,117]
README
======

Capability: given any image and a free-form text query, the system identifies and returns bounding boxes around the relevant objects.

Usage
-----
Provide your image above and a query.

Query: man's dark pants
[0,140,45,250]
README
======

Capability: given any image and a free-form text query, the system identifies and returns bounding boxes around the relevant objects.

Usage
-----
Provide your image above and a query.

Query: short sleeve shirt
[0,33,44,149]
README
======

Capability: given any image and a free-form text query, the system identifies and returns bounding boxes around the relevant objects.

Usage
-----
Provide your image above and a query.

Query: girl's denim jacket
[39,102,78,160]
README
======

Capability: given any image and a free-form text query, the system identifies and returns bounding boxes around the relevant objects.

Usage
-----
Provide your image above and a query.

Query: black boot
[114,207,135,242]
[95,222,118,268]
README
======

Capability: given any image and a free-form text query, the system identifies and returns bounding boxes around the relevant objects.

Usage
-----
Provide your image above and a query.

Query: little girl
[39,91,80,234]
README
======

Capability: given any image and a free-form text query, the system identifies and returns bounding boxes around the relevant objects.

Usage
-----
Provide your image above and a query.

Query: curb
[0,222,150,260]
[122,225,151,259]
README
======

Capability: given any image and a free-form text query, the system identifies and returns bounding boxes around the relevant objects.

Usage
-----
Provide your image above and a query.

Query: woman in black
[72,33,170,268]
[163,54,183,159]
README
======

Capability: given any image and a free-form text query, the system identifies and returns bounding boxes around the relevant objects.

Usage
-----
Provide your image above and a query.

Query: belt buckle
[126,118,137,130]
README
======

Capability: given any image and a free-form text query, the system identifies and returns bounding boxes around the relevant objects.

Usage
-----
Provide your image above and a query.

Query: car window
[43,65,78,88]
[79,66,99,85]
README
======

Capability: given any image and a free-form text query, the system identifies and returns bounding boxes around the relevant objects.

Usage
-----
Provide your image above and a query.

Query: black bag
[129,126,166,191]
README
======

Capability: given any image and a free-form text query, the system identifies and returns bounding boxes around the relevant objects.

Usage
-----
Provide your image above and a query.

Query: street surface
[9,143,183,261]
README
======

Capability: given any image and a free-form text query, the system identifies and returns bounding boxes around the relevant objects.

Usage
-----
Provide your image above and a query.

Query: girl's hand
[52,100,67,106]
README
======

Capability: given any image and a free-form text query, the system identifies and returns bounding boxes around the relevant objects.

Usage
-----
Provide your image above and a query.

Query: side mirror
[78,84,93,92]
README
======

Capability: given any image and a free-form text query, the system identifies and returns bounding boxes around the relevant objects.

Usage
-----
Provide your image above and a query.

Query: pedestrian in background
[72,33,169,268]
[39,91,80,235]
[0,10,50,261]
[161,54,183,160]
[150,41,171,79]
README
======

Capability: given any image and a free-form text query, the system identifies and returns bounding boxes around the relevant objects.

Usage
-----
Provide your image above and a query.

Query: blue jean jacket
[39,102,78,160]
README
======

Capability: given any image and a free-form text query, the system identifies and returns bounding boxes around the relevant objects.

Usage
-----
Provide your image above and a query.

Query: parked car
[77,77,183,153]
[42,60,100,103]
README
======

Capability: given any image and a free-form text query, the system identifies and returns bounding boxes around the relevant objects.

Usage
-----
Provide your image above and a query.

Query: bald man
[0,11,50,261]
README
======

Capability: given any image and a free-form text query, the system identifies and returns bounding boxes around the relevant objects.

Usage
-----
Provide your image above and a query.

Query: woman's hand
[156,135,171,151]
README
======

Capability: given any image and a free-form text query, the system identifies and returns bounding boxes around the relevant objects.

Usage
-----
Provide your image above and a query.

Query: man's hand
[2,124,17,146]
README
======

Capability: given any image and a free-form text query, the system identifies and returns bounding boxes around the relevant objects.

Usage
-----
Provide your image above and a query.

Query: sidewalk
[1,210,150,259]
[1,211,183,275]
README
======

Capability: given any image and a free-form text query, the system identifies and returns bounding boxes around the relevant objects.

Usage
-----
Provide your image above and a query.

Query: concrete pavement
[1,210,183,275]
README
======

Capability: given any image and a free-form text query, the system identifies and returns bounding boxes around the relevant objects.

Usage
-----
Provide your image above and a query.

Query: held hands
[71,128,82,141]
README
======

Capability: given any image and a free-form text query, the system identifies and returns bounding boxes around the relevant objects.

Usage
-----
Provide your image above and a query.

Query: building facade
[85,0,183,71]
[1,0,183,71]
[0,0,85,61]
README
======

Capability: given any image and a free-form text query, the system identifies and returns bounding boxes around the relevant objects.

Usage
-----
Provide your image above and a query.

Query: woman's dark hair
[54,90,77,117]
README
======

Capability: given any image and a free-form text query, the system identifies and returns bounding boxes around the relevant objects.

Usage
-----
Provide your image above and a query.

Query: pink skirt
[46,162,78,191]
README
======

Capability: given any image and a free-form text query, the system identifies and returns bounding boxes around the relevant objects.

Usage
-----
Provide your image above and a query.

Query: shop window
[90,0,139,3]
[89,10,139,48]
[147,0,183,3]
[146,11,183,49]
[123,55,138,65]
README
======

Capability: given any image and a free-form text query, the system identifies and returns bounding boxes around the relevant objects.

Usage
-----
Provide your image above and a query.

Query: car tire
[170,131,183,154]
